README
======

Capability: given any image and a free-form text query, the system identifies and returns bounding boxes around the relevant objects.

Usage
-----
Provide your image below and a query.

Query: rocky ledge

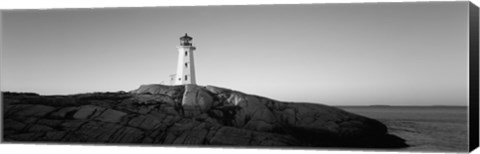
[3,84,407,148]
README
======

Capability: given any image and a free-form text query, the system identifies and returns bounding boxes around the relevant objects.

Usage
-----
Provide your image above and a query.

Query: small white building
[171,33,197,85]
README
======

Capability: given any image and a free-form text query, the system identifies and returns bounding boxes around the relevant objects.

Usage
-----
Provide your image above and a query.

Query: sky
[1,2,470,106]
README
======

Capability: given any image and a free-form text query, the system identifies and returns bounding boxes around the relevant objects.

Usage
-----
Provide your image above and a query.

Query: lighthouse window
[178,78,181,81]
[185,63,188,68]
[185,51,188,56]
[185,75,188,81]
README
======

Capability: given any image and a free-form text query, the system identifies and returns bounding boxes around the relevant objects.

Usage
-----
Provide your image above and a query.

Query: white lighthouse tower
[174,33,196,85]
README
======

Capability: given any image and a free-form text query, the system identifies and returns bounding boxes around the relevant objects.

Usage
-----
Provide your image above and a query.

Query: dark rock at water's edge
[2,84,408,148]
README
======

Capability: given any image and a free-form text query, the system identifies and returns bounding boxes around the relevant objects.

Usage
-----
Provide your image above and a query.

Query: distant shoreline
[1,91,469,108]
[336,105,468,108]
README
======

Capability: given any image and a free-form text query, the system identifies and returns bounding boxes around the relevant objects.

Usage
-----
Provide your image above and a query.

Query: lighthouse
[174,33,197,85]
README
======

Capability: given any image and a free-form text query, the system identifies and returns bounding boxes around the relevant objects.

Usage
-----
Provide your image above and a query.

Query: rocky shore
[3,84,407,148]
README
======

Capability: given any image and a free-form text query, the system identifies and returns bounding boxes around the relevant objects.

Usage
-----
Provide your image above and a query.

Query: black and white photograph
[1,0,478,153]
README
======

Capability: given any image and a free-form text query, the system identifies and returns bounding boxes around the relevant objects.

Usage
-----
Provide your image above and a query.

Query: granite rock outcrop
[3,84,407,148]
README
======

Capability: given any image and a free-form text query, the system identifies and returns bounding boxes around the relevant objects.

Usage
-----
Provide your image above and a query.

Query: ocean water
[338,106,468,152]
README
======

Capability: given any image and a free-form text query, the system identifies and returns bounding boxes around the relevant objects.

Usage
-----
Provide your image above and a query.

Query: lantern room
[180,33,193,46]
